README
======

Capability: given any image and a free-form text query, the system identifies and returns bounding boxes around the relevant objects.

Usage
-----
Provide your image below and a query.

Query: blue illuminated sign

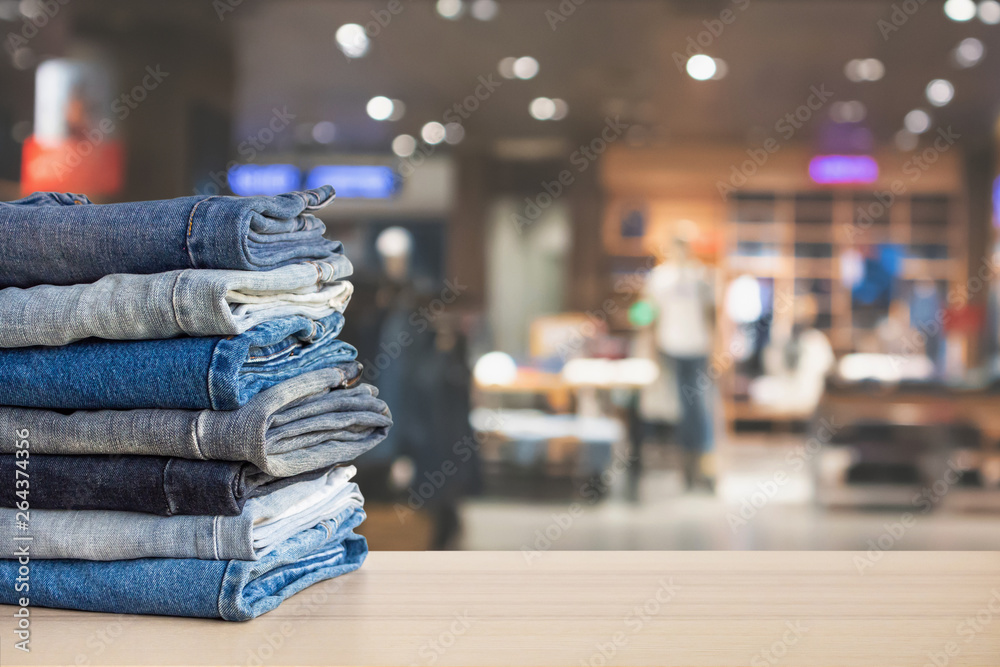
[228,164,300,196]
[306,165,398,199]
[809,155,878,185]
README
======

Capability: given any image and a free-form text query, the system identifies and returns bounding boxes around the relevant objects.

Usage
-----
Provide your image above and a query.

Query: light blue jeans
[0,467,363,560]
[0,506,368,620]
[0,261,353,347]
[0,365,392,477]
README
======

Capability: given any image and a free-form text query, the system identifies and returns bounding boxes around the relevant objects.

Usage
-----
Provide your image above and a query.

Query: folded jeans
[0,506,368,620]
[0,187,343,288]
[0,466,363,560]
[0,364,391,477]
[0,262,353,347]
[0,454,337,516]
[0,311,357,409]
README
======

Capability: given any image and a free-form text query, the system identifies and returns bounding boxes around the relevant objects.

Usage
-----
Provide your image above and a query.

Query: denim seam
[206,338,223,410]
[162,458,178,516]
[216,560,233,619]
[168,271,187,335]
[212,515,221,560]
[185,197,218,268]
[190,413,208,460]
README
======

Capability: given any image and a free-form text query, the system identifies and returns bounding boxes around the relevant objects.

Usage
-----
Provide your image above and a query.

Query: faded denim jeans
[0,506,367,620]
[0,466,363,560]
[0,454,334,516]
[0,261,353,347]
[0,363,392,477]
[0,186,342,288]
[0,312,357,409]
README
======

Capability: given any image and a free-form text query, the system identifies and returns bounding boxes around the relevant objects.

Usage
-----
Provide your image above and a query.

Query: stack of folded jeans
[0,187,391,620]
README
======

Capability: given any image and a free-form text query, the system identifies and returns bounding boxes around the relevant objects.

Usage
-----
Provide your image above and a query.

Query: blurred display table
[4,551,999,666]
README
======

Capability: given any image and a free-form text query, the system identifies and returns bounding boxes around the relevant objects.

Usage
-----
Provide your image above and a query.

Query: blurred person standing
[645,226,716,491]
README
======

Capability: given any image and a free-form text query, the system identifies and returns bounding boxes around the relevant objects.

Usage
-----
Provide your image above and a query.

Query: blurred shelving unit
[600,143,971,435]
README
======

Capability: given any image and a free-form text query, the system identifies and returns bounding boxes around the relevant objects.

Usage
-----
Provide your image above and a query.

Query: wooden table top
[2,551,999,666]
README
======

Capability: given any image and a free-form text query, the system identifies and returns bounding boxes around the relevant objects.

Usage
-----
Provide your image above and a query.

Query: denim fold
[0,364,391,476]
[0,454,336,516]
[0,262,353,347]
[0,312,357,409]
[0,466,362,560]
[0,187,342,288]
[0,506,367,620]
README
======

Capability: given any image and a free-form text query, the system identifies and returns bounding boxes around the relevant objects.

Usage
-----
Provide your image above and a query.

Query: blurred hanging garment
[0,262,353,347]
[0,455,336,516]
[0,187,343,288]
[0,311,357,409]
[0,466,363,561]
[0,507,368,621]
[0,364,392,477]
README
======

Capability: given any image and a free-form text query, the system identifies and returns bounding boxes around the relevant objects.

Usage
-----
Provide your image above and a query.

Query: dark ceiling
[229,0,1000,155]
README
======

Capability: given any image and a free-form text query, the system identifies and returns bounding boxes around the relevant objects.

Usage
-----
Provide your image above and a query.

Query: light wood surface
[2,551,999,666]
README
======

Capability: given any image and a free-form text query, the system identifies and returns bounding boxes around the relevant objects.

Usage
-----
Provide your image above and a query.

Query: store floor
[457,435,1000,551]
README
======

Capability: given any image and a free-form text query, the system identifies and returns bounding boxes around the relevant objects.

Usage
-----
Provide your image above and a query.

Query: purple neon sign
[809,155,878,184]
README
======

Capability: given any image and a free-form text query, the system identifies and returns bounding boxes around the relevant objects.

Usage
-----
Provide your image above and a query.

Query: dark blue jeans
[666,354,713,453]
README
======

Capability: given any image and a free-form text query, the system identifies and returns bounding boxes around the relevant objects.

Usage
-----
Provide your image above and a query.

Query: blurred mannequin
[645,227,716,491]
[750,295,834,413]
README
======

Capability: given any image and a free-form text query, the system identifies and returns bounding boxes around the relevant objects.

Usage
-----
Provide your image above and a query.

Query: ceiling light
[894,129,918,152]
[366,96,395,121]
[421,121,446,145]
[944,0,976,21]
[551,98,569,121]
[979,0,1000,23]
[513,56,539,80]
[844,58,884,82]
[470,0,498,21]
[436,0,465,20]
[392,134,417,157]
[710,58,728,80]
[388,99,406,121]
[685,54,716,81]
[444,122,465,144]
[830,100,866,123]
[904,109,931,134]
[335,24,370,59]
[925,79,954,107]
[953,37,985,67]
[498,57,517,79]
[311,121,336,144]
[529,97,557,121]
